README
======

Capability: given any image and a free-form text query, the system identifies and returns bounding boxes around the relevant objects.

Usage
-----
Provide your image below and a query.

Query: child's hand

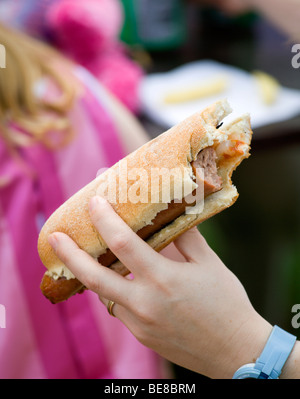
[49,196,271,378]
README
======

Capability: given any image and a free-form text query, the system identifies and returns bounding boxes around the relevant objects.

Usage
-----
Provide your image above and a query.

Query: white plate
[139,60,300,129]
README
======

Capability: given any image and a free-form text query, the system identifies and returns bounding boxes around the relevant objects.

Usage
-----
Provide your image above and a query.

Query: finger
[173,227,211,263]
[48,232,131,306]
[89,196,162,276]
[99,296,132,322]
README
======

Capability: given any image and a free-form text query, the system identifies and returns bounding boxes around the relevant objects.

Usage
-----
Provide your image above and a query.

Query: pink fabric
[0,68,165,379]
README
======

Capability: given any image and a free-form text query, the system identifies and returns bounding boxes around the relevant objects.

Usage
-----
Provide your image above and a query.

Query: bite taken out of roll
[38,99,253,303]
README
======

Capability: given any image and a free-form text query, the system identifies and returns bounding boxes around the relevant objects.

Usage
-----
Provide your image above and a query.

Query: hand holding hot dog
[38,100,253,304]
[48,196,273,379]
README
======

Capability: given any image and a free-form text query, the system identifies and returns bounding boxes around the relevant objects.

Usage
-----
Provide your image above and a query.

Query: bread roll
[38,99,253,303]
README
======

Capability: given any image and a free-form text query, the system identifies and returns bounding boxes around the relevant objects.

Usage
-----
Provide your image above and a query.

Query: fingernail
[48,233,58,251]
[89,196,106,212]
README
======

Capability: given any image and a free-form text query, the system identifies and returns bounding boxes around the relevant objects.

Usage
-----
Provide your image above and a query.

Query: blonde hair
[0,23,77,150]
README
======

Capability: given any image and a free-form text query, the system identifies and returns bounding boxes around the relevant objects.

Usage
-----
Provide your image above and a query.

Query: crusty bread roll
[38,99,253,303]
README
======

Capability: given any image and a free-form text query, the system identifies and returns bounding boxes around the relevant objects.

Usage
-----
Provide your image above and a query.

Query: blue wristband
[233,325,297,379]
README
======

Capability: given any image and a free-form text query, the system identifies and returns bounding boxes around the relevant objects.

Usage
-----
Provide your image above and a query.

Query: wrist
[225,313,273,379]
[231,320,298,379]
[280,340,300,379]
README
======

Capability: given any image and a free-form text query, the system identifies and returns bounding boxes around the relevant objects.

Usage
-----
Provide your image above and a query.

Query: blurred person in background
[0,22,169,379]
[190,0,300,40]
[0,0,144,115]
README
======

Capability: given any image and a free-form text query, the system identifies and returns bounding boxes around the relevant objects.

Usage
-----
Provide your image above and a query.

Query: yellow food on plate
[253,70,280,105]
[163,76,228,104]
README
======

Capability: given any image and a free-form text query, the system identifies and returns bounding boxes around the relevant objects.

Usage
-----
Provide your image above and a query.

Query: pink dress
[0,67,166,379]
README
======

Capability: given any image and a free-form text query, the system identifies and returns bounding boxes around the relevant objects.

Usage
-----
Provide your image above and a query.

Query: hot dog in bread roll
[38,99,253,303]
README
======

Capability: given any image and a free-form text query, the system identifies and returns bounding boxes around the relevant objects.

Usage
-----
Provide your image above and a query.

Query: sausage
[41,274,85,304]
[192,146,222,197]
